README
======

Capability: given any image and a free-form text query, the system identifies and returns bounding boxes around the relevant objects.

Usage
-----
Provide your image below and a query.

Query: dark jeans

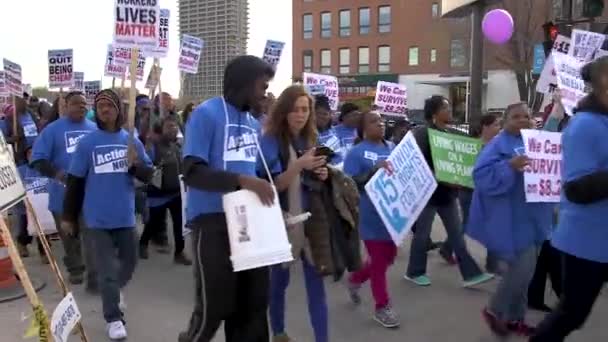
[89,228,137,323]
[14,212,43,254]
[140,196,184,255]
[530,251,608,342]
[407,200,483,280]
[52,213,96,283]
[180,214,269,342]
[528,240,562,306]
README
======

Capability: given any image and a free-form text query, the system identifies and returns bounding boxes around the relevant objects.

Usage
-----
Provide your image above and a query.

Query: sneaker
[139,245,149,259]
[374,305,400,328]
[404,274,432,286]
[347,281,362,305]
[272,333,293,342]
[17,243,29,258]
[107,320,127,340]
[119,292,127,311]
[507,321,536,337]
[463,273,495,288]
[482,308,510,337]
[68,273,84,285]
[174,253,193,266]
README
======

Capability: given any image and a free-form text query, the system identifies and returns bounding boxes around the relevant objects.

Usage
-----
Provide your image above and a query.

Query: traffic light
[583,0,605,18]
[542,22,559,56]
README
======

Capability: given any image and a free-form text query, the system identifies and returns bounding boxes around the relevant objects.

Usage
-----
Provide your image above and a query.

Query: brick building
[292,0,552,122]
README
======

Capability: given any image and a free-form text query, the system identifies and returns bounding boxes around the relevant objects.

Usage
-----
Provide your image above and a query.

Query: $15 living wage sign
[374,81,407,116]
[0,133,26,212]
[428,129,481,189]
[365,132,437,246]
[521,129,562,203]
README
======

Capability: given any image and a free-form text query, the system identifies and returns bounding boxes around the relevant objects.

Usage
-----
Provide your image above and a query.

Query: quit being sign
[48,49,74,89]
[113,0,160,49]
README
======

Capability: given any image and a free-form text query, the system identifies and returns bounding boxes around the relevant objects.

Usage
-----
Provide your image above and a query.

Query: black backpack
[147,142,182,196]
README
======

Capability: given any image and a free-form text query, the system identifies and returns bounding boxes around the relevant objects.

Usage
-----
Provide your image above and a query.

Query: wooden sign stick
[127,48,139,146]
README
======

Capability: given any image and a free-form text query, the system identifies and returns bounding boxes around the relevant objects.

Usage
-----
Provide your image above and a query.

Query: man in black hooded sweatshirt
[179,55,275,342]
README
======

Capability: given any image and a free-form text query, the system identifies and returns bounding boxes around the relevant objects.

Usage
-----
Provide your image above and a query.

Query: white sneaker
[107,320,127,340]
[119,292,127,311]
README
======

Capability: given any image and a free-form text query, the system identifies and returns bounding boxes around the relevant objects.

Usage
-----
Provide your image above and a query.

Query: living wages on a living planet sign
[428,129,482,189]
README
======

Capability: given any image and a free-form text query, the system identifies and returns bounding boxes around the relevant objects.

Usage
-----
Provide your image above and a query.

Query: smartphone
[314,146,334,158]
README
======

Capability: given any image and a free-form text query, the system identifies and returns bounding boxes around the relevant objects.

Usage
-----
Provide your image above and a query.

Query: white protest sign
[144,8,170,58]
[374,81,407,116]
[48,49,74,89]
[113,0,160,49]
[0,71,7,97]
[70,72,85,92]
[3,59,22,96]
[521,129,562,203]
[262,40,285,68]
[536,35,571,94]
[0,133,26,212]
[365,132,438,246]
[113,46,132,66]
[105,45,127,78]
[127,52,146,81]
[179,175,191,237]
[84,81,101,105]
[303,72,339,111]
[569,29,605,62]
[51,292,82,342]
[145,64,162,89]
[553,52,587,116]
[178,34,204,74]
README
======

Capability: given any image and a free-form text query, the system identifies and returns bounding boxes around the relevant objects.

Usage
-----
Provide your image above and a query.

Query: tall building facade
[292,0,551,122]
[179,0,248,102]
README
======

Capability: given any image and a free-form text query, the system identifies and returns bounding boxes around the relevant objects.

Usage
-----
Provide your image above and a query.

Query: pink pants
[349,240,398,309]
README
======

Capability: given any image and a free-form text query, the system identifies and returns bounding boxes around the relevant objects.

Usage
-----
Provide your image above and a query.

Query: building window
[432,3,440,18]
[321,12,331,38]
[339,10,351,37]
[339,48,350,74]
[303,50,313,72]
[359,7,370,35]
[321,49,331,74]
[378,6,391,33]
[358,47,369,74]
[408,46,419,66]
[450,39,467,68]
[378,46,391,72]
[303,14,313,39]
[430,48,437,63]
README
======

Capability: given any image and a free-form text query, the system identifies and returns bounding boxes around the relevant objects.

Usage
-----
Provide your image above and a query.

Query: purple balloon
[482,9,514,44]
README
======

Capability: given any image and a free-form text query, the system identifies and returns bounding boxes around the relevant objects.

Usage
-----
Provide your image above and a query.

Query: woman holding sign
[344,111,399,328]
[468,103,553,337]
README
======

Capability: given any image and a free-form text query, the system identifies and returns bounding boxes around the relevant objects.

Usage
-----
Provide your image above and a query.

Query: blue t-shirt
[344,140,393,241]
[68,129,151,229]
[318,127,343,166]
[31,117,97,214]
[552,112,608,263]
[334,124,357,156]
[19,112,38,148]
[13,165,49,215]
[183,97,261,219]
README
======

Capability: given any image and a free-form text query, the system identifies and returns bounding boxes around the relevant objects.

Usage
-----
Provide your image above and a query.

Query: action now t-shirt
[12,165,49,215]
[183,97,261,219]
[31,117,97,213]
[20,112,38,148]
[68,129,151,229]
[344,140,393,241]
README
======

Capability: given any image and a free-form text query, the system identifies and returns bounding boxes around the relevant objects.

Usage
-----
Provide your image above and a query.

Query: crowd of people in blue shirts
[1,54,607,342]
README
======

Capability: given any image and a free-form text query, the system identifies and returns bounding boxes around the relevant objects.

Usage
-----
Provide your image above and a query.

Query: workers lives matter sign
[113,0,161,49]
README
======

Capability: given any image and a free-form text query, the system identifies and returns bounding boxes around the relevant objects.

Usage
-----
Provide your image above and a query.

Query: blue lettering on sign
[373,172,408,232]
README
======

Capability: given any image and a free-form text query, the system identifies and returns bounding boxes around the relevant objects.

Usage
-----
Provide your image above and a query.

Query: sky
[0,0,292,99]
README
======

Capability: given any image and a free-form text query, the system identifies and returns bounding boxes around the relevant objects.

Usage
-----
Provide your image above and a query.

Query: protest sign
[113,46,132,66]
[105,45,127,78]
[178,34,204,74]
[365,132,437,245]
[374,81,407,116]
[70,72,84,92]
[532,44,546,75]
[0,133,26,212]
[144,8,170,58]
[50,293,82,342]
[127,52,146,81]
[570,29,605,62]
[536,35,571,94]
[145,64,162,89]
[84,81,101,105]
[0,71,7,96]
[262,40,285,68]
[595,49,608,60]
[113,0,160,49]
[3,59,23,96]
[428,129,481,188]
[521,129,562,203]
[553,52,587,116]
[305,84,325,96]
[303,72,339,111]
[47,49,73,89]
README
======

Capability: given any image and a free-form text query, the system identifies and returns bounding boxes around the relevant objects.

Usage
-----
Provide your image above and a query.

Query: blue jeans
[407,200,483,280]
[270,256,328,342]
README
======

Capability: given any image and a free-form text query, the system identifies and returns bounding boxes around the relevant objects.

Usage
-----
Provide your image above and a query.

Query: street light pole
[467,2,484,126]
